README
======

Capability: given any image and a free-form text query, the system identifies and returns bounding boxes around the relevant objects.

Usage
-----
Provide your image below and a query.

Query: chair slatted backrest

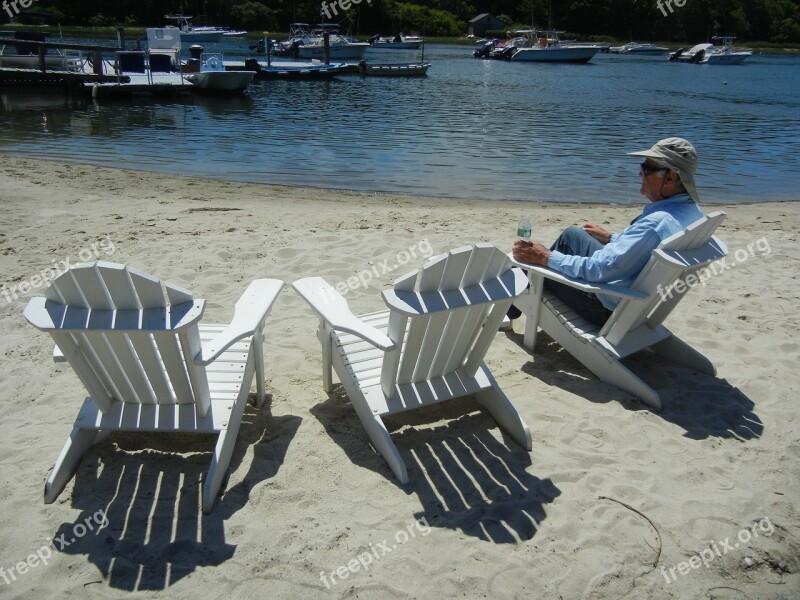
[601,211,727,346]
[380,244,527,396]
[26,262,210,416]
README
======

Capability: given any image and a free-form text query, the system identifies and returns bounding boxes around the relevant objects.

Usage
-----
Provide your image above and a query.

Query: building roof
[469,14,493,23]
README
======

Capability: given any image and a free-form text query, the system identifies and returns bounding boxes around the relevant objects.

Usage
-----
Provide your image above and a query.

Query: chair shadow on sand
[311,392,561,544]
[510,330,763,441]
[54,396,301,591]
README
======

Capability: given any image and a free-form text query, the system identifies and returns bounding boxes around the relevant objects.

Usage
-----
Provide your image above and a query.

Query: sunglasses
[640,161,668,176]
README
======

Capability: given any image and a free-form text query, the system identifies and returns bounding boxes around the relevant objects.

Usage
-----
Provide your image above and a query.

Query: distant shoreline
[1,23,799,52]
[0,150,800,208]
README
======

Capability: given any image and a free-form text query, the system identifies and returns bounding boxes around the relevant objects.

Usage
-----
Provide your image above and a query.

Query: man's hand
[512,240,551,266]
[582,224,612,244]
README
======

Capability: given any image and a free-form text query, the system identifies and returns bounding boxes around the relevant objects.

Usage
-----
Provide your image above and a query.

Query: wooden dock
[0,67,128,88]
[0,36,189,98]
[89,77,193,99]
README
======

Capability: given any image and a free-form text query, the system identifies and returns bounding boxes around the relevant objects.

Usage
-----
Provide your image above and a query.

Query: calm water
[1,39,799,204]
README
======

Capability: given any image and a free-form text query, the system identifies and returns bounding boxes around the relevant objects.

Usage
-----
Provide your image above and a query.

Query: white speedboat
[609,42,669,55]
[0,31,82,71]
[702,36,752,64]
[670,37,751,65]
[164,15,226,42]
[274,23,311,56]
[368,33,424,49]
[184,53,254,92]
[294,24,369,61]
[274,23,368,60]
[509,30,599,63]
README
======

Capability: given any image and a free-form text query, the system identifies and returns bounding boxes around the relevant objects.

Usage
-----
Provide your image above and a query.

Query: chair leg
[45,427,97,504]
[202,387,250,514]
[584,355,662,410]
[253,332,267,408]
[651,335,716,376]
[523,314,539,352]
[321,329,334,393]
[539,308,662,410]
[515,282,543,352]
[349,395,408,484]
[475,383,532,451]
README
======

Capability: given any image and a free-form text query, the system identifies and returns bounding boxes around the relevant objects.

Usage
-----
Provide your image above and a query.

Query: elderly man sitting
[511,137,705,325]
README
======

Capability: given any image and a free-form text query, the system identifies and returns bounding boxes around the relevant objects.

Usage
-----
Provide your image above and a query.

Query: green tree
[230,1,278,29]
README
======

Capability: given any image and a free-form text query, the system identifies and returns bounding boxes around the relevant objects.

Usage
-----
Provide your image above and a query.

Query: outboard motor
[473,39,497,58]
[498,46,516,60]
[691,49,705,63]
[669,48,684,61]
[244,58,262,73]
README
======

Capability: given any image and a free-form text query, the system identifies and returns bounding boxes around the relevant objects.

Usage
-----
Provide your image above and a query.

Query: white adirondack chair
[23,261,283,513]
[293,243,532,484]
[511,211,727,410]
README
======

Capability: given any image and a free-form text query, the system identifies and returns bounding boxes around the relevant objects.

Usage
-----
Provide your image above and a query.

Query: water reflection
[1,44,798,203]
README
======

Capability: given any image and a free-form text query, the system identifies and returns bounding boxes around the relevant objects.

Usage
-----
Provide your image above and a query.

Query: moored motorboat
[164,15,226,42]
[368,33,424,50]
[297,24,369,60]
[506,30,600,63]
[669,37,751,65]
[229,58,343,80]
[184,53,254,92]
[356,60,431,76]
[0,30,83,71]
[702,36,752,64]
[609,42,670,55]
[275,23,368,60]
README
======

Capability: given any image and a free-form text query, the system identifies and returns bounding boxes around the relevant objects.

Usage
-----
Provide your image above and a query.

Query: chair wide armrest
[509,257,649,301]
[292,277,396,351]
[195,278,284,366]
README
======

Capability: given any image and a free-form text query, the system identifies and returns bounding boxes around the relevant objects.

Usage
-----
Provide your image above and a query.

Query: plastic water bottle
[517,215,532,241]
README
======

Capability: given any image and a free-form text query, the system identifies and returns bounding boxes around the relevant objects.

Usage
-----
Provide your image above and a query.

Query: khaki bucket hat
[628,137,699,201]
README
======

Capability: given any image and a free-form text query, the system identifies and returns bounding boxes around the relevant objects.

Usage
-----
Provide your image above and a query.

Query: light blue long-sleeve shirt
[547,194,703,310]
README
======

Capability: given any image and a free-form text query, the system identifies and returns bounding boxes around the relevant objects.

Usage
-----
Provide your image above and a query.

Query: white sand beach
[0,156,797,599]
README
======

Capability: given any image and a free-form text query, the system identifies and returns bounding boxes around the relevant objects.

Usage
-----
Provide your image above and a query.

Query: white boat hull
[702,52,751,65]
[0,55,82,71]
[186,70,255,91]
[610,43,669,55]
[625,48,669,55]
[511,46,599,63]
[297,44,369,60]
[371,41,423,49]
[359,62,430,76]
[179,31,224,43]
